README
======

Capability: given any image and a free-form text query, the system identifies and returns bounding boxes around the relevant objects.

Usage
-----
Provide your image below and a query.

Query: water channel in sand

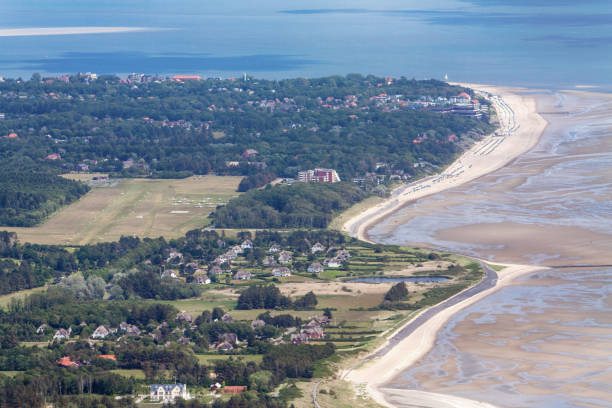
[368,90,612,407]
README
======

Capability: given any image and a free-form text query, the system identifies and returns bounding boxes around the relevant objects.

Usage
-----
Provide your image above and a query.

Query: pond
[348,276,449,283]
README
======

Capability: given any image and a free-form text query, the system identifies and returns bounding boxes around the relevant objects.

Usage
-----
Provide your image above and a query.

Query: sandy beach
[344,263,546,408]
[342,85,550,407]
[0,27,160,37]
[343,84,548,243]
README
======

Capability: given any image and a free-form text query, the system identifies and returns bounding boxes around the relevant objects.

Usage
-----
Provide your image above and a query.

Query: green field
[4,175,242,245]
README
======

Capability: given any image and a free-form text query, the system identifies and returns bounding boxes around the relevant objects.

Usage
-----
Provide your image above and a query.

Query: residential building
[307,262,324,274]
[262,256,277,267]
[311,242,325,254]
[268,244,281,253]
[233,270,252,280]
[272,267,291,277]
[91,325,110,339]
[57,356,79,368]
[291,333,309,344]
[194,275,211,285]
[240,239,253,249]
[53,328,71,341]
[297,168,340,183]
[278,251,292,264]
[149,384,189,402]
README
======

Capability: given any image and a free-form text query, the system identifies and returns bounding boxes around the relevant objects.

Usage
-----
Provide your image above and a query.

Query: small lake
[348,276,449,283]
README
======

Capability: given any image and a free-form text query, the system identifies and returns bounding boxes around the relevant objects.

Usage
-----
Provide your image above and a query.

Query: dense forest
[213,182,370,228]
[0,161,89,227]
[0,73,493,226]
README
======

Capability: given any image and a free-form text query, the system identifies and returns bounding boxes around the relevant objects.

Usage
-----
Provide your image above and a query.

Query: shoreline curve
[342,85,549,408]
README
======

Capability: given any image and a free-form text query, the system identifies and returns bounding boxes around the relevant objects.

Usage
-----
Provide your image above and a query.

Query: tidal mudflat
[368,90,612,407]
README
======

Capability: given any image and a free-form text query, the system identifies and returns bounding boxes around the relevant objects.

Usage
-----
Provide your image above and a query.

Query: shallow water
[369,91,612,407]
[348,276,449,283]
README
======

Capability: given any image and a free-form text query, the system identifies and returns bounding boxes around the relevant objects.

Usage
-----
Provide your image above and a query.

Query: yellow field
[5,175,242,245]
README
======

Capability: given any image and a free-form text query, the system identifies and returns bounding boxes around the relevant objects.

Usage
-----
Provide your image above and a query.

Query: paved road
[368,262,497,359]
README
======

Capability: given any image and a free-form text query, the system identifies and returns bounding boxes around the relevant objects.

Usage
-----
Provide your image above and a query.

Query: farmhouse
[209,265,224,275]
[240,239,253,249]
[307,262,324,274]
[278,251,292,264]
[263,256,277,267]
[176,311,194,323]
[324,258,342,268]
[194,275,211,285]
[233,270,252,280]
[311,242,325,253]
[36,324,48,334]
[91,325,110,339]
[268,244,281,253]
[272,267,291,277]
[53,328,71,341]
[149,384,189,402]
[161,269,178,279]
[291,333,309,344]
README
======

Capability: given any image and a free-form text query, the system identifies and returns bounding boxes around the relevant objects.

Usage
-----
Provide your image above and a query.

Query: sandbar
[0,27,160,37]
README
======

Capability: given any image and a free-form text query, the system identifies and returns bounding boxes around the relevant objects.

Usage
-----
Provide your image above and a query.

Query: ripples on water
[374,91,612,406]
[388,268,612,408]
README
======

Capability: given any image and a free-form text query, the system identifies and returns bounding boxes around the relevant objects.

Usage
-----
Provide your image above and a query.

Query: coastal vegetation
[212,182,370,229]
[0,74,492,227]
[0,226,483,407]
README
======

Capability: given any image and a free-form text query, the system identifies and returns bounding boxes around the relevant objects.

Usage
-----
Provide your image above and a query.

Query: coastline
[342,84,548,243]
[344,262,546,408]
[341,85,550,408]
[0,27,161,37]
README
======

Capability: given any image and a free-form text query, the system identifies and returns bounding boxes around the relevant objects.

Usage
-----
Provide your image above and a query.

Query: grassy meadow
[4,175,242,245]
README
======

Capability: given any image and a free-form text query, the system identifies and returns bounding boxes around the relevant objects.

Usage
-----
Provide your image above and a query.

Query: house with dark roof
[53,328,71,341]
[91,325,110,339]
[263,256,277,267]
[307,262,324,274]
[278,251,292,264]
[311,242,326,254]
[233,270,252,280]
[272,267,291,277]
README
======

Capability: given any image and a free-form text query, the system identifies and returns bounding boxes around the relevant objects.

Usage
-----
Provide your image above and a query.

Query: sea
[2,1,612,407]
[1,0,612,91]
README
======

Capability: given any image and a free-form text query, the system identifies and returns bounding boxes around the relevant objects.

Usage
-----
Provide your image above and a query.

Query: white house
[307,262,324,274]
[53,328,71,341]
[149,384,189,402]
[272,267,291,277]
[311,242,325,254]
[91,325,110,339]
[240,239,253,249]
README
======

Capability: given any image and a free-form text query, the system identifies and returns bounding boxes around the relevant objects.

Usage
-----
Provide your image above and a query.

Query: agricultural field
[4,175,242,245]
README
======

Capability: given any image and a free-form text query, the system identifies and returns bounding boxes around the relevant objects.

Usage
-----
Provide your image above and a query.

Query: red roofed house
[243,148,258,159]
[457,92,471,100]
[45,153,61,160]
[57,356,79,368]
[98,354,117,361]
[172,75,201,81]
[4,132,18,139]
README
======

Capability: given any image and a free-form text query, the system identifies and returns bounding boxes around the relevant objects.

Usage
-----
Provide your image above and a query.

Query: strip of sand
[344,263,546,408]
[341,85,549,407]
[342,84,548,243]
[0,27,160,37]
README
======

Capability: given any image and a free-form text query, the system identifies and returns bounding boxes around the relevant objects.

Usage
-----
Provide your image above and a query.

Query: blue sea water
[1,0,612,89]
